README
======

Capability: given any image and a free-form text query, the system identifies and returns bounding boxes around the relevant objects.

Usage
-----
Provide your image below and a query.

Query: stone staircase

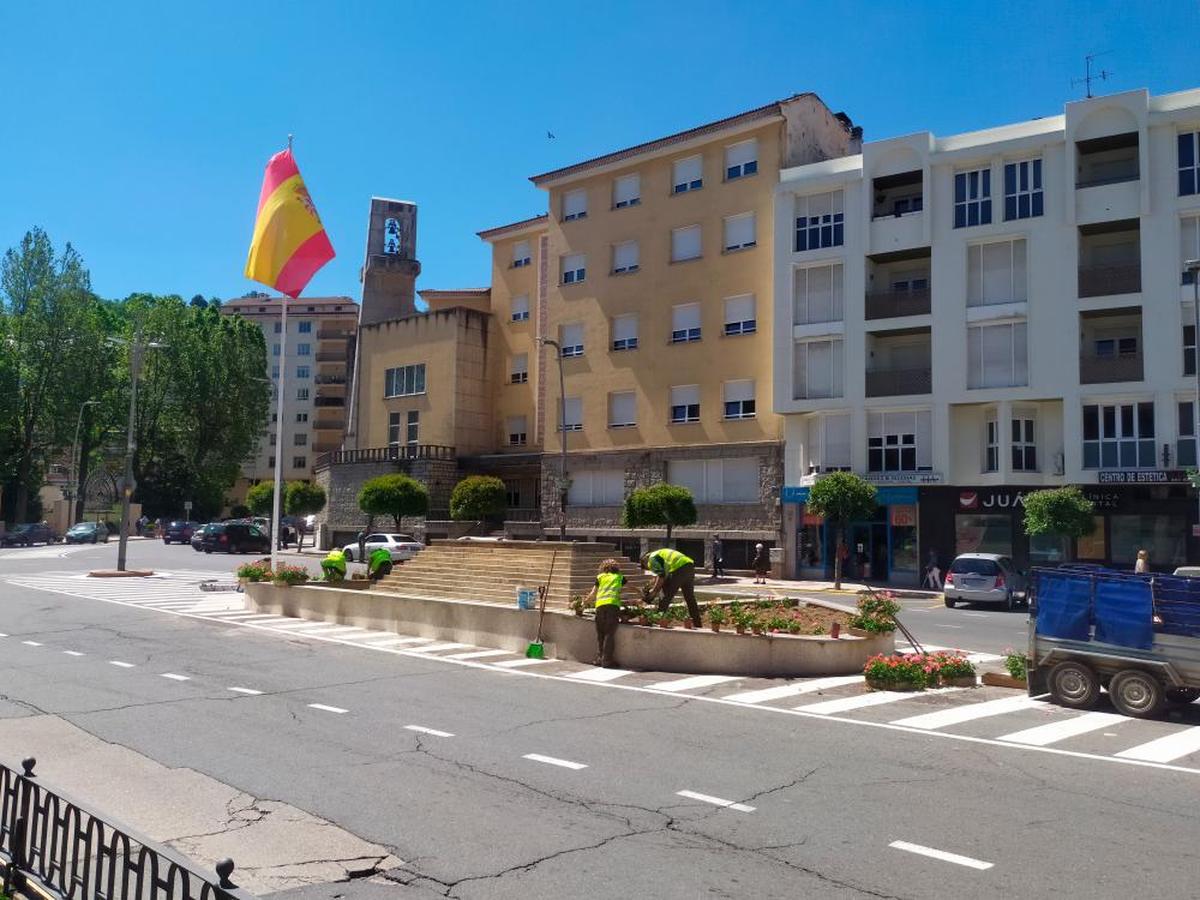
[375,540,648,608]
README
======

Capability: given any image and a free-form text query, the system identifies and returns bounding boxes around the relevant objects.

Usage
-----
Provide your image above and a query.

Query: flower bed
[619,598,851,636]
[271,563,310,587]
[864,651,977,691]
[236,560,272,583]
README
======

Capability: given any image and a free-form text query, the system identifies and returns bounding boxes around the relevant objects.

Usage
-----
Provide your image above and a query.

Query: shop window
[955,514,1013,557]
[797,514,826,571]
[1110,515,1187,567]
[1029,534,1068,565]
[1076,517,1108,560]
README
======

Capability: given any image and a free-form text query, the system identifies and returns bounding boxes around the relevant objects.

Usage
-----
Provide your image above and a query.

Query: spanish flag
[244,148,335,298]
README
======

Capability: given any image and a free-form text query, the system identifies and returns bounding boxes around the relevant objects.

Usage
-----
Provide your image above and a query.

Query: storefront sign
[1098,470,1189,484]
[957,487,1124,512]
[864,471,944,485]
[890,504,917,527]
[784,485,919,505]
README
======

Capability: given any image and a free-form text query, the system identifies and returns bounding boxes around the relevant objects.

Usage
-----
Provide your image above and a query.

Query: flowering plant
[1003,648,1028,681]
[927,651,975,679]
[271,563,310,586]
[849,592,901,633]
[236,560,271,582]
[863,653,930,688]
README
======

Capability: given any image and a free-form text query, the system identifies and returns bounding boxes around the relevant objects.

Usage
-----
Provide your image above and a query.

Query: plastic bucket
[516,587,539,610]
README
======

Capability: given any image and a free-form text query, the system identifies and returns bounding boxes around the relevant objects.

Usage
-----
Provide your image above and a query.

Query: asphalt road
[2,539,1197,899]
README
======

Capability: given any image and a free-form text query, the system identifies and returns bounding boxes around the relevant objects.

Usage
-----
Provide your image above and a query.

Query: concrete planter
[982,672,1026,690]
[245,584,893,678]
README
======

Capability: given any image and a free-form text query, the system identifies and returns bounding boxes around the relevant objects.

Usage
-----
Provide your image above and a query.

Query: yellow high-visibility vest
[595,572,624,607]
[648,548,692,575]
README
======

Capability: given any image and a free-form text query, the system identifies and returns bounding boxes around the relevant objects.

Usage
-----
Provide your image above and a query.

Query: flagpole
[269,134,294,572]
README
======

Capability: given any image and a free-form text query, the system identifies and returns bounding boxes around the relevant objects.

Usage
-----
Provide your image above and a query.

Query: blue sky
[1,1,1197,303]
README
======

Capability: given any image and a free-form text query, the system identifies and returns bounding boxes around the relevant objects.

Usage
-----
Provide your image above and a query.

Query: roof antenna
[1072,53,1113,99]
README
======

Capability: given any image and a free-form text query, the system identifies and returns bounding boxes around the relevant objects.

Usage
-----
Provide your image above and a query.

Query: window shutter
[561,322,583,347]
[670,384,700,408]
[1183,217,1200,266]
[916,411,933,469]
[512,294,530,319]
[724,213,756,249]
[726,140,757,169]
[613,241,639,271]
[724,379,754,404]
[563,252,585,274]
[792,342,808,399]
[672,304,701,331]
[562,189,587,220]
[667,459,705,500]
[614,174,640,206]
[807,342,832,397]
[671,225,702,261]
[511,353,528,376]
[721,458,758,502]
[673,156,702,189]
[513,241,530,264]
[613,314,638,342]
[562,396,582,429]
[825,414,851,468]
[981,241,1011,302]
[1012,239,1027,301]
[609,392,636,426]
[724,294,755,325]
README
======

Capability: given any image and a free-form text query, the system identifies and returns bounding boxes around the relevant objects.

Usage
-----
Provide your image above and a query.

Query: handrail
[1,757,256,900]
[314,444,457,471]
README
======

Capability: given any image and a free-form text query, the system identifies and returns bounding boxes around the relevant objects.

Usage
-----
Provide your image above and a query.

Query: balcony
[866,367,933,397]
[1078,219,1140,298]
[865,287,931,320]
[1076,132,1139,189]
[1079,307,1143,384]
[318,328,353,340]
[313,418,346,431]
[314,443,456,472]
[314,374,347,385]
[312,442,341,453]
[872,170,923,220]
[1079,353,1144,384]
[316,352,345,363]
[314,396,345,408]
[1078,263,1141,298]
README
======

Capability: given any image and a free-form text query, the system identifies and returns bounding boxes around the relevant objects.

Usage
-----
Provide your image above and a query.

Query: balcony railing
[313,418,345,431]
[314,443,457,471]
[314,374,347,385]
[1076,163,1139,190]
[312,442,341,453]
[317,328,353,340]
[314,396,345,408]
[316,352,345,363]
[1078,263,1141,298]
[865,366,932,397]
[1080,353,1144,384]
[865,287,931,320]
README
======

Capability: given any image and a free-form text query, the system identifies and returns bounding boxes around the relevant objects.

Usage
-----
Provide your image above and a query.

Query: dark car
[190,523,217,552]
[163,520,199,544]
[1,523,60,547]
[64,521,109,544]
[193,522,270,554]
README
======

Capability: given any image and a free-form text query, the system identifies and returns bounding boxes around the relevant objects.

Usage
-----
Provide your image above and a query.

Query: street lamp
[538,337,569,541]
[1187,259,1200,534]
[70,399,100,524]
[108,329,166,571]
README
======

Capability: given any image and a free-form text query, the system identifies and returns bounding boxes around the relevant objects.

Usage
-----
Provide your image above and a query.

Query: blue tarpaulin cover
[1093,576,1154,650]
[1034,571,1091,641]
[1152,576,1200,638]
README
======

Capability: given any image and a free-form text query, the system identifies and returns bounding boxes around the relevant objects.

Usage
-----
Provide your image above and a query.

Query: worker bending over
[640,548,701,628]
[321,548,347,583]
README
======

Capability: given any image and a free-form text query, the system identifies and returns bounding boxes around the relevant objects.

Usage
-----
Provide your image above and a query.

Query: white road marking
[1116,726,1200,763]
[798,687,963,716]
[366,637,434,647]
[20,640,42,647]
[889,840,993,871]
[724,676,864,704]
[109,660,135,668]
[523,753,588,770]
[962,612,989,618]
[646,674,742,693]
[307,703,348,714]
[566,667,635,682]
[675,790,754,813]
[354,632,412,643]
[998,711,1126,746]
[444,649,513,660]
[492,657,547,668]
[890,695,1041,730]
[62,650,84,657]
[227,687,263,695]
[0,632,7,637]
[296,626,367,637]
[934,624,964,629]
[160,673,191,682]
[409,642,471,654]
[405,725,454,737]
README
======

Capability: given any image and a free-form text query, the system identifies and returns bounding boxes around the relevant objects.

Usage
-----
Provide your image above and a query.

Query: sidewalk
[693,574,941,601]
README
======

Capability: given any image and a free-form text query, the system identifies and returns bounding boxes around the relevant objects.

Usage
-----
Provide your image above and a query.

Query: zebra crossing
[10,571,1200,773]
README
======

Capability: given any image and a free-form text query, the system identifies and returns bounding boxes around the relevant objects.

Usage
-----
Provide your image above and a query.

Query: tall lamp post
[70,399,100,524]
[1187,259,1200,535]
[539,337,568,541]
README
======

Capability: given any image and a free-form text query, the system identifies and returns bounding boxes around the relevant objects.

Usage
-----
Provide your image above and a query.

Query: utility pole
[539,337,569,541]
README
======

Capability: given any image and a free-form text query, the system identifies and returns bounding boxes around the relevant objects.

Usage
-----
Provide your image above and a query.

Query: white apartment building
[774,87,1200,585]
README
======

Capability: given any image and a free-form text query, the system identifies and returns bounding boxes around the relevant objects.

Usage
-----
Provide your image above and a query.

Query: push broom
[525,549,558,658]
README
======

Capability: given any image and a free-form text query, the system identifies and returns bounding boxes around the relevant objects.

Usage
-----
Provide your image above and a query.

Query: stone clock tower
[359,197,421,325]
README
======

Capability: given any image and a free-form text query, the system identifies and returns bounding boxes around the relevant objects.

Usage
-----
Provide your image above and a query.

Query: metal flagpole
[269,134,294,572]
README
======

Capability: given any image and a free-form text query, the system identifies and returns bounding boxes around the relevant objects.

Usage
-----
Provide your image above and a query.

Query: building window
[723,379,756,419]
[567,469,624,506]
[984,417,999,472]
[273,343,281,357]
[296,365,310,379]
[510,353,528,384]
[292,456,306,469]
[271,365,280,379]
[296,388,309,401]
[867,410,932,473]
[390,410,419,447]
[387,411,402,446]
[793,263,844,324]
[562,188,588,221]
[792,338,844,400]
[1004,159,1043,220]
[511,294,530,322]
[1082,402,1155,468]
[1179,402,1196,467]
[725,139,758,180]
[1185,323,1196,376]
[967,322,1028,389]
[612,240,639,274]
[1095,336,1137,358]
[805,413,852,473]
[723,294,756,336]
[512,240,532,268]
[296,412,308,423]
[613,173,641,208]
[609,391,636,428]
[268,456,276,468]
[667,457,758,503]
[1182,216,1200,284]
[672,155,703,194]
[671,225,702,262]
[968,238,1027,306]
[269,433,277,446]
[670,303,701,343]
[273,322,282,334]
[794,190,844,251]
[560,396,583,432]
[1180,132,1200,196]
[384,364,426,397]
[561,252,586,284]
[298,321,312,333]
[1012,415,1037,471]
[297,343,311,356]
[507,415,528,447]
[294,433,307,446]
[669,384,700,424]
[406,410,419,445]
[560,323,584,358]
[954,168,992,228]
[612,314,638,351]
[723,212,756,251]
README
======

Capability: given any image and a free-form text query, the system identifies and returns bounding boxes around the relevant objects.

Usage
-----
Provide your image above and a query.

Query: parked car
[943,553,1027,610]
[1,523,60,547]
[190,523,218,552]
[163,520,200,544]
[342,533,423,562]
[193,522,271,554]
[64,521,109,544]
[1174,566,1200,577]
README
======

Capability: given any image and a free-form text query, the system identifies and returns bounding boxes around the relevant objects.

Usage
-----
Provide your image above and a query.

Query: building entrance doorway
[847,521,889,582]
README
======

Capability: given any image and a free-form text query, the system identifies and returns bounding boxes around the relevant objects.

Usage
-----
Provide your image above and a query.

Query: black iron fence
[314,444,456,471]
[1,757,255,900]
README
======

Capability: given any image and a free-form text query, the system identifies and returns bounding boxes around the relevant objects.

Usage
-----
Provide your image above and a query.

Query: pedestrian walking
[711,534,725,581]
[583,558,627,668]
[356,530,366,562]
[1135,549,1149,574]
[752,542,769,584]
[924,549,942,590]
[640,548,702,627]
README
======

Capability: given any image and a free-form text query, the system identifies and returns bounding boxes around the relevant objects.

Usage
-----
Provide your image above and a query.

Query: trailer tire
[1109,669,1165,719]
[1048,660,1100,710]
[1165,687,1200,705]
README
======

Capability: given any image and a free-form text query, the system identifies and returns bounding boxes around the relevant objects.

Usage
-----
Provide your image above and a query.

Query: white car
[343,533,423,562]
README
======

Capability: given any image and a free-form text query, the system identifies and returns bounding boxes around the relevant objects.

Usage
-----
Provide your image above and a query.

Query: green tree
[229,504,251,519]
[621,483,697,541]
[805,472,878,589]
[285,480,326,548]
[449,475,506,521]
[358,474,428,530]
[1023,487,1095,558]
[245,481,277,517]
[189,294,208,309]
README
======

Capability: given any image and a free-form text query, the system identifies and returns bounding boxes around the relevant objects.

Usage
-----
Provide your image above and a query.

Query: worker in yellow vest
[583,558,629,668]
[640,547,701,627]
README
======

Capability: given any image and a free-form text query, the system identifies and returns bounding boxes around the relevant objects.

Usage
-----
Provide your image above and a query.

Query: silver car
[943,553,1026,610]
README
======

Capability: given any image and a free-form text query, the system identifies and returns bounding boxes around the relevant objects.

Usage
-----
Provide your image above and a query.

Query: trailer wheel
[1165,687,1200,705]
[1048,660,1100,710]
[1109,669,1165,719]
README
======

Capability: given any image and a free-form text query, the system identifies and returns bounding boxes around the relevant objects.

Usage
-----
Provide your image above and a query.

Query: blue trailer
[1027,566,1200,718]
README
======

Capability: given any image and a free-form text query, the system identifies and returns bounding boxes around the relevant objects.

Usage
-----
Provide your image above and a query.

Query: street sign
[183,500,193,513]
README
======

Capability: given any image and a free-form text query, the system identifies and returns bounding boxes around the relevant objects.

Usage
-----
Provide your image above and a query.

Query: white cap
[755,543,764,549]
